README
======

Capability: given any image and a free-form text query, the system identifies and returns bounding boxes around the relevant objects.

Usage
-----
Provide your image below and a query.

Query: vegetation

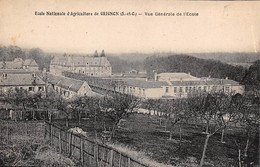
[0,45,52,71]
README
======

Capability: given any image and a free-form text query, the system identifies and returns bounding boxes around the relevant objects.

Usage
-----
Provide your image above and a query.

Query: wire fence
[45,121,149,167]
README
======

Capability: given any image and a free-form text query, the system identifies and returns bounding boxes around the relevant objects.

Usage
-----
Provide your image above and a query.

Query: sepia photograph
[0,0,259,166]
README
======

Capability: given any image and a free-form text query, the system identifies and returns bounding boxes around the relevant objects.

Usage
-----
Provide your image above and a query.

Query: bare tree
[188,92,237,167]
[232,94,260,167]
[101,94,139,139]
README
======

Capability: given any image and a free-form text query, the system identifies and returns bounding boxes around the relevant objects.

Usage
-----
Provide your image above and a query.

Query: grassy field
[53,114,259,167]
[0,120,77,167]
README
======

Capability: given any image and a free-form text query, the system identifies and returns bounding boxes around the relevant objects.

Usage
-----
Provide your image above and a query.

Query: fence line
[45,121,149,167]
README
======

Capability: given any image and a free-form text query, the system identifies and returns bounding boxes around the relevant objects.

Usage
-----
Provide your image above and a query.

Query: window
[179,87,183,93]
[198,87,201,91]
[185,87,188,92]
[174,87,177,93]
[225,86,230,93]
[29,87,34,91]
[165,87,169,93]
[204,86,207,91]
[38,87,44,91]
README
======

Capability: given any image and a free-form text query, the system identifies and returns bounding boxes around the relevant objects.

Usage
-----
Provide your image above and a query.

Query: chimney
[154,72,158,81]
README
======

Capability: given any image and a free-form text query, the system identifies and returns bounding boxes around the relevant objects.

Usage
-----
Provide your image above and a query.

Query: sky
[0,0,260,54]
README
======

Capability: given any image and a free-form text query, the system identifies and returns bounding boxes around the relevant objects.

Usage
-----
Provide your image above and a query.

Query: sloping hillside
[144,54,246,82]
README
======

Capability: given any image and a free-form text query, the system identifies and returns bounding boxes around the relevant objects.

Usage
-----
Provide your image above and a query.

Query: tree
[101,94,139,139]
[188,92,237,167]
[56,96,71,127]
[142,99,157,115]
[232,94,260,167]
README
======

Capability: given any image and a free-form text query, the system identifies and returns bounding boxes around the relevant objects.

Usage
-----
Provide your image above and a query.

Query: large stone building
[50,53,112,76]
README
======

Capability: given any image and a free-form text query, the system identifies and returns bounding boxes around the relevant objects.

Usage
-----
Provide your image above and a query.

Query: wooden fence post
[25,122,28,135]
[119,152,122,167]
[6,122,9,144]
[109,150,113,167]
[128,157,131,167]
[94,143,97,166]
[50,124,53,145]
[68,132,72,156]
[44,122,46,138]
[80,136,84,166]
[59,129,62,153]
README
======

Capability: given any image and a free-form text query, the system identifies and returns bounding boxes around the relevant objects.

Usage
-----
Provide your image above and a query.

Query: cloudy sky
[0,0,259,54]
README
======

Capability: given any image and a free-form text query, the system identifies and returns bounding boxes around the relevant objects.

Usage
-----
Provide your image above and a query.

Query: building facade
[0,70,46,95]
[50,54,112,77]
[47,74,96,99]
[103,73,244,99]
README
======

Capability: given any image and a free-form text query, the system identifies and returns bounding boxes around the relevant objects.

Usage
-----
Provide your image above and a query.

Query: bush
[35,145,76,167]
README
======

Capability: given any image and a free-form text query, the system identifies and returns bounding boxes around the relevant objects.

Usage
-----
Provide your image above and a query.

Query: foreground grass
[54,114,259,167]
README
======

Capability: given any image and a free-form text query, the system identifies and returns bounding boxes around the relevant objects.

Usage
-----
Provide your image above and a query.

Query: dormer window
[2,73,7,79]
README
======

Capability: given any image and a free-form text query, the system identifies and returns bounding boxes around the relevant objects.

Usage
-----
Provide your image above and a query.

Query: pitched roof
[157,72,199,81]
[0,69,33,74]
[51,55,111,67]
[121,78,169,88]
[0,61,23,69]
[47,74,87,92]
[24,59,38,66]
[170,78,241,86]
[0,73,45,86]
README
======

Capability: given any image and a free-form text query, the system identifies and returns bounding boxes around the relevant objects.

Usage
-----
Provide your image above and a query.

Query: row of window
[165,86,230,93]
[0,86,44,93]
[117,86,146,96]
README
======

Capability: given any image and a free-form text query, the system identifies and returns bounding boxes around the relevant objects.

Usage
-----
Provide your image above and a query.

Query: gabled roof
[121,79,169,88]
[0,69,33,74]
[47,74,88,92]
[24,59,38,66]
[0,73,45,86]
[0,61,23,69]
[51,55,111,67]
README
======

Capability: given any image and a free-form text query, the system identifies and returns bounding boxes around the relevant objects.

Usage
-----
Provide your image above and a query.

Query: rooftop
[121,78,169,88]
[24,59,38,66]
[157,72,200,81]
[51,55,111,67]
[0,73,45,86]
[47,74,88,92]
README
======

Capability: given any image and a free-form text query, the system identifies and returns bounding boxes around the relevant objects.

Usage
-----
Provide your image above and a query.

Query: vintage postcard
[0,0,259,167]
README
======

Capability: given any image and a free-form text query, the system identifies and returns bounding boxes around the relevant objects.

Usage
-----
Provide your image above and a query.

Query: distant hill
[107,56,144,73]
[144,54,247,83]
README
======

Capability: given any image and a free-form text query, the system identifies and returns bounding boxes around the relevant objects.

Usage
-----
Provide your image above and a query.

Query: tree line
[0,46,52,71]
